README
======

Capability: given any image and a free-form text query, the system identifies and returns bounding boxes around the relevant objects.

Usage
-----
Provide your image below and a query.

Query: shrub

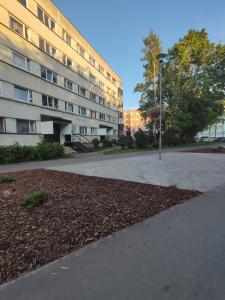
[92,138,100,149]
[134,129,149,148]
[118,135,128,149]
[127,135,134,148]
[164,128,182,146]
[102,138,113,148]
[21,190,49,209]
[0,175,15,183]
[0,141,64,164]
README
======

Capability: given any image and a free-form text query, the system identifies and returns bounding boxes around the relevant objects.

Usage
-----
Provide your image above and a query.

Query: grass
[104,141,220,155]
[21,190,49,209]
[0,175,15,183]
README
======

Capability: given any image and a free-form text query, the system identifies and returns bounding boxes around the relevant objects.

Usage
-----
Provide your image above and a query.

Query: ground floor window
[0,117,5,132]
[80,126,87,135]
[91,127,97,135]
[16,119,35,133]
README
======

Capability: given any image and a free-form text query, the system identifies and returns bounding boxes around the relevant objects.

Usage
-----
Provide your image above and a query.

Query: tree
[134,129,149,148]
[134,31,162,140]
[164,29,225,143]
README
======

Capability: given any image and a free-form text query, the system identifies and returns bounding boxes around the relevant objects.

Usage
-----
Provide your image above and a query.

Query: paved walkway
[50,152,225,192]
[1,184,225,300]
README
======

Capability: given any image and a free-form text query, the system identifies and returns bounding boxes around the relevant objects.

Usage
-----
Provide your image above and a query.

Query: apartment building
[0,0,123,146]
[124,109,146,136]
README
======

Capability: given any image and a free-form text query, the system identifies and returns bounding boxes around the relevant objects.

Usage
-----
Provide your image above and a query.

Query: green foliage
[134,129,149,148]
[102,138,113,148]
[127,135,134,148]
[92,138,100,149]
[163,128,182,146]
[136,28,225,144]
[118,135,128,149]
[21,190,49,209]
[0,141,64,164]
[0,175,15,183]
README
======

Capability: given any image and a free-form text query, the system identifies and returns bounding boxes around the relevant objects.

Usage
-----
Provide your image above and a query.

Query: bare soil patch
[0,169,201,284]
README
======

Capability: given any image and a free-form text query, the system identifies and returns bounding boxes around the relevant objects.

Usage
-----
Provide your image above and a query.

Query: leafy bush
[0,141,64,164]
[21,190,49,209]
[134,129,149,148]
[102,138,113,148]
[164,128,182,146]
[92,138,100,149]
[0,175,15,183]
[118,135,128,149]
[127,135,134,148]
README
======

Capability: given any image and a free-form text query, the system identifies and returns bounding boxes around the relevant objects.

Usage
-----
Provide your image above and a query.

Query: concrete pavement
[1,184,225,300]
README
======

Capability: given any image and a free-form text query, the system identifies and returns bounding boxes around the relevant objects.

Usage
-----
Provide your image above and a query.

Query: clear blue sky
[53,0,225,109]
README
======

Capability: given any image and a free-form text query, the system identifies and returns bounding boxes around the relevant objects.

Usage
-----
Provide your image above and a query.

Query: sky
[53,0,225,109]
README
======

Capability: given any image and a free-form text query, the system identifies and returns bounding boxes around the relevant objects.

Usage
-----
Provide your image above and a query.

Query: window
[91,127,97,135]
[90,110,97,118]
[10,17,29,39]
[99,97,105,106]
[18,0,27,7]
[63,55,72,68]
[106,101,110,108]
[112,78,116,86]
[64,79,73,91]
[78,106,87,116]
[78,45,85,57]
[113,117,117,123]
[106,115,111,122]
[89,55,96,67]
[40,66,57,83]
[39,38,56,56]
[12,52,31,71]
[63,31,71,46]
[99,81,104,90]
[112,91,116,98]
[90,92,97,101]
[0,118,5,133]
[107,72,111,80]
[107,87,111,94]
[37,6,56,31]
[42,95,58,109]
[78,86,86,97]
[90,73,96,84]
[98,65,104,74]
[77,65,84,76]
[80,126,87,135]
[17,119,35,133]
[65,102,73,112]
[99,113,105,120]
[15,86,32,103]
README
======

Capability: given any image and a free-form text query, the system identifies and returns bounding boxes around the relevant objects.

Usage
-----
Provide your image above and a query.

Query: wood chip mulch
[0,169,201,285]
[184,147,225,154]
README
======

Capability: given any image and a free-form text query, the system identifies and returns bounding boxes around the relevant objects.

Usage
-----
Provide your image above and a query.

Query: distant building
[197,117,225,139]
[124,109,146,136]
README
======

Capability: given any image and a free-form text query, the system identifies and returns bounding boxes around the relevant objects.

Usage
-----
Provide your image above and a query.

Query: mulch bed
[0,169,201,284]
[184,147,225,154]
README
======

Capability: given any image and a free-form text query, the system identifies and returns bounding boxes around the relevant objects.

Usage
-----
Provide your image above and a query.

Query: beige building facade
[0,0,123,146]
[124,109,146,136]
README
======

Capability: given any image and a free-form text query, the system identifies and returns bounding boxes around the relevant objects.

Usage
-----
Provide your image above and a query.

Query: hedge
[0,141,64,164]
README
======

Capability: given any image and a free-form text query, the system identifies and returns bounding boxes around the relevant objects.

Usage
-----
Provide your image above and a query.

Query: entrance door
[44,123,61,143]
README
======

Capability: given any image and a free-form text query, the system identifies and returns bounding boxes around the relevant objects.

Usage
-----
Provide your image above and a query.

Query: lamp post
[156,53,167,160]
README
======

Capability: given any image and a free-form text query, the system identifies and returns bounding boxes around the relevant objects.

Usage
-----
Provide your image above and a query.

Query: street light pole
[156,53,166,161]
[159,62,162,160]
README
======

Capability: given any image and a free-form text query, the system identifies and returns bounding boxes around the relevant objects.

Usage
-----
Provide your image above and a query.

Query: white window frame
[80,126,87,135]
[42,94,58,109]
[16,119,36,133]
[65,102,73,113]
[78,106,87,116]
[90,73,96,84]
[91,127,97,135]
[14,85,32,103]
[98,65,104,74]
[63,31,72,46]
[18,0,28,7]
[40,66,57,84]
[37,6,56,31]
[64,78,73,91]
[12,51,31,72]
[77,65,84,76]
[0,117,5,133]
[63,55,72,68]
[10,16,29,40]
[78,45,85,57]
[89,55,96,67]
[99,113,106,121]
[90,110,97,119]
[78,86,86,97]
[99,81,104,90]
[39,37,56,56]
[90,92,97,102]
